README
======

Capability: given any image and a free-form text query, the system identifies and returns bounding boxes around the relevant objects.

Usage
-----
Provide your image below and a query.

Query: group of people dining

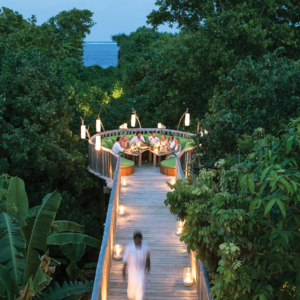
[112,131,181,159]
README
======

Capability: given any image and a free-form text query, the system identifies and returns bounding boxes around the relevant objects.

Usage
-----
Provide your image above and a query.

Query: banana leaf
[66,262,87,282]
[23,191,61,283]
[6,177,29,227]
[32,266,52,294]
[60,244,86,262]
[18,277,34,300]
[51,221,84,233]
[27,205,41,218]
[0,174,10,201]
[38,281,93,300]
[83,262,97,269]
[0,264,19,300]
[0,212,26,284]
[47,233,101,248]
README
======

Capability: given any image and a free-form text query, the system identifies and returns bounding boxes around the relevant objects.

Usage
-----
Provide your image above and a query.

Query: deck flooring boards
[107,164,197,300]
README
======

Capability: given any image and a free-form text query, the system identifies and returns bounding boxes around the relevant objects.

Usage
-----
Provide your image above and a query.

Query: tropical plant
[0,176,100,300]
[165,120,300,299]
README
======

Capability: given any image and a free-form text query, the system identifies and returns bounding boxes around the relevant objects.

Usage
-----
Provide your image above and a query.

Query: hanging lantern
[81,125,86,139]
[183,267,193,286]
[113,244,123,260]
[158,123,162,129]
[95,136,101,151]
[131,114,136,127]
[96,118,101,132]
[185,113,190,126]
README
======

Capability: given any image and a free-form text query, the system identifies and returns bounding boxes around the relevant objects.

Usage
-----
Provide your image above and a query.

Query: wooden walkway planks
[108,164,198,300]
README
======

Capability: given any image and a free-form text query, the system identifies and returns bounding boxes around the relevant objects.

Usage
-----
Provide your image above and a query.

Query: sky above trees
[1,0,178,41]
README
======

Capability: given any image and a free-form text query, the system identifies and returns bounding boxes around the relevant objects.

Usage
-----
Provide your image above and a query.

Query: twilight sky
[2,0,178,41]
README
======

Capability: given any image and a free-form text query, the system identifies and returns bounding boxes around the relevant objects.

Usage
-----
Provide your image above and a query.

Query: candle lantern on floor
[176,220,184,236]
[122,179,127,187]
[119,205,125,216]
[171,178,176,185]
[113,245,123,261]
[183,267,193,286]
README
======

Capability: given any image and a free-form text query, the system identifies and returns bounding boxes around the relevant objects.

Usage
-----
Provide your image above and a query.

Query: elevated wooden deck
[107,164,198,300]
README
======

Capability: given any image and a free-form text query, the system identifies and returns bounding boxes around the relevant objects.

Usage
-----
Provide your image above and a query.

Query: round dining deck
[107,164,198,300]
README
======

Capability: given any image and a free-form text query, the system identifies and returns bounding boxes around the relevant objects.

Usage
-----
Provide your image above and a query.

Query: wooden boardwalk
[108,164,198,300]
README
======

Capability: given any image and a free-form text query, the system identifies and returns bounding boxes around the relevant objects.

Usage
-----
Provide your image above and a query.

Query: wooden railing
[89,139,121,300]
[88,128,197,300]
[175,157,213,300]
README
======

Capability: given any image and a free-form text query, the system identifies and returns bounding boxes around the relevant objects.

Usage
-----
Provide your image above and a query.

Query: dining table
[124,146,172,167]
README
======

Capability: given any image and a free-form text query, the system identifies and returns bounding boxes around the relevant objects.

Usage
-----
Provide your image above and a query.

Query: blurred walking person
[123,232,150,300]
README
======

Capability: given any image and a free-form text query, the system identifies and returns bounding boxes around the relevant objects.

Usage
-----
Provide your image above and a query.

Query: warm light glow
[95,136,101,151]
[124,123,128,129]
[81,125,86,139]
[176,220,184,236]
[158,123,162,129]
[183,267,193,286]
[131,145,135,152]
[171,178,176,185]
[131,114,136,127]
[96,119,101,132]
[119,124,124,129]
[204,130,208,134]
[119,205,125,216]
[185,113,190,126]
[122,179,127,187]
[137,143,140,148]
[113,244,123,261]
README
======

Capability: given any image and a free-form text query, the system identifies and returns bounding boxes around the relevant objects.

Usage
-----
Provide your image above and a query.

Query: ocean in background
[83,42,119,68]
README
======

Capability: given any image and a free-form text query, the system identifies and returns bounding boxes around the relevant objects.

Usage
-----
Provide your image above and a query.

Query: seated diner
[160,134,169,148]
[166,138,181,159]
[148,131,160,145]
[169,135,176,150]
[122,135,131,148]
[130,131,145,144]
[112,137,130,155]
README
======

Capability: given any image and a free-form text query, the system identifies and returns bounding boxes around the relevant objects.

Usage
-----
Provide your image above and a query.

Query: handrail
[176,152,213,300]
[89,140,121,300]
[89,128,195,140]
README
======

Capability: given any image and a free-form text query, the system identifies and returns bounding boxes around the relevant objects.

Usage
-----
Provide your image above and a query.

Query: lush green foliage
[0,175,99,300]
[0,7,106,239]
[166,121,300,299]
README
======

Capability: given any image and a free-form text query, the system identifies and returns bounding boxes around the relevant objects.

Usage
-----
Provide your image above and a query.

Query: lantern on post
[177,108,190,130]
[95,136,101,151]
[176,220,184,236]
[80,117,89,139]
[131,108,142,128]
[158,123,162,129]
[96,109,105,132]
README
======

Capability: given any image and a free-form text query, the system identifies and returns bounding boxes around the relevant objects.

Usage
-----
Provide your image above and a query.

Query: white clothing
[130,136,145,145]
[148,136,160,145]
[123,241,150,300]
[166,144,181,159]
[169,139,176,150]
[160,139,168,146]
[112,142,124,154]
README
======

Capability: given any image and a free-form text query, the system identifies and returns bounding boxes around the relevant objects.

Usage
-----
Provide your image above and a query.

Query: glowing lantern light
[131,114,136,127]
[81,125,86,139]
[122,179,127,187]
[158,123,162,129]
[183,267,193,286]
[176,220,184,236]
[124,123,128,129]
[96,118,101,132]
[95,136,101,151]
[185,113,190,126]
[113,245,122,260]
[171,178,176,185]
[119,205,125,216]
